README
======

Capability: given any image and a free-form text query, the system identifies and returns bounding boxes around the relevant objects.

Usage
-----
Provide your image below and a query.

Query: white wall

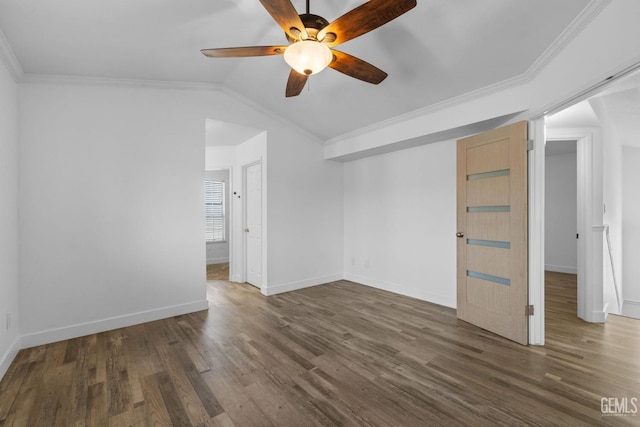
[590,98,624,316]
[205,169,230,264]
[266,132,344,295]
[18,83,209,345]
[544,147,577,274]
[622,146,640,318]
[343,139,457,308]
[17,79,343,348]
[0,55,20,378]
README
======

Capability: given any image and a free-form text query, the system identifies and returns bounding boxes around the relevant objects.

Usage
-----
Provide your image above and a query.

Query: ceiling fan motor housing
[286,14,329,42]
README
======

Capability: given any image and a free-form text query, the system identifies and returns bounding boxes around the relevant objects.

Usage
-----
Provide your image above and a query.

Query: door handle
[456,232,464,238]
[244,228,250,232]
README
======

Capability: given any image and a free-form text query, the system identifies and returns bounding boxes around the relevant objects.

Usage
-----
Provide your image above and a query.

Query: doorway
[204,118,267,289]
[544,140,578,323]
[205,169,231,281]
[529,66,640,344]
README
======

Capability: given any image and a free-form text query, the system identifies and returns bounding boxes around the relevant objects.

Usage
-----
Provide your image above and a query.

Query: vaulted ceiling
[0,0,591,141]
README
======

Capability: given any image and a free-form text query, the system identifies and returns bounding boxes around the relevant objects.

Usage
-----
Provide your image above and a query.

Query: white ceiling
[594,88,640,148]
[206,119,263,146]
[0,0,591,140]
[546,101,600,129]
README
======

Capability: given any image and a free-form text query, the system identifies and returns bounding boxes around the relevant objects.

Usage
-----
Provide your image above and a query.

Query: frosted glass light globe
[284,40,333,76]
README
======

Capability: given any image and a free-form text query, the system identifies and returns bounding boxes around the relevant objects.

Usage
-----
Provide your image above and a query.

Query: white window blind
[205,180,225,242]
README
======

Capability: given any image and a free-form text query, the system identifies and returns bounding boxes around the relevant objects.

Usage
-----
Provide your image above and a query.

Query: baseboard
[261,273,343,296]
[0,335,21,382]
[622,299,640,319]
[545,264,578,274]
[343,272,456,309]
[591,304,607,323]
[229,274,242,283]
[206,257,229,265]
[20,299,209,349]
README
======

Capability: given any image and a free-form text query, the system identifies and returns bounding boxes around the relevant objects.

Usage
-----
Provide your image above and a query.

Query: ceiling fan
[201,0,417,97]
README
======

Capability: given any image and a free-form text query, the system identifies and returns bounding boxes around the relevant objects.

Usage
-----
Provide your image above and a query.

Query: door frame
[529,123,605,344]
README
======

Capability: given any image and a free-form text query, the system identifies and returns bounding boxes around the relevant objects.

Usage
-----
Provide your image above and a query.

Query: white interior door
[245,162,262,288]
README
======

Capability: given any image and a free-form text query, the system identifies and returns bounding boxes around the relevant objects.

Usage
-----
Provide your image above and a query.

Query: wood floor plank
[1,274,640,425]
[156,371,193,427]
[0,359,29,419]
[153,342,211,426]
[105,332,131,417]
[171,344,224,419]
[85,382,107,427]
[140,373,174,426]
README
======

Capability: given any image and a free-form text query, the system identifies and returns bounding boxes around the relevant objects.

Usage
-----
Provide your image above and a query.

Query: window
[205,180,225,242]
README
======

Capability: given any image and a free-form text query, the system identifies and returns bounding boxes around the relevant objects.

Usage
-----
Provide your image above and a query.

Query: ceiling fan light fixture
[283,40,333,76]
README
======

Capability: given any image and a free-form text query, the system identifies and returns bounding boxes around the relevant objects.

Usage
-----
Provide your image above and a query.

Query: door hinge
[527,140,534,151]
[525,305,535,316]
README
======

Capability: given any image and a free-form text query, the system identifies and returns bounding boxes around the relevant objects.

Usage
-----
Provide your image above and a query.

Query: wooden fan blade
[201,46,287,58]
[286,69,308,97]
[318,0,416,47]
[259,0,308,41]
[329,50,387,84]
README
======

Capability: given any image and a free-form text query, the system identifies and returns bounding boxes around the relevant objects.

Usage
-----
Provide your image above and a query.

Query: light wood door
[456,121,528,345]
[245,162,262,288]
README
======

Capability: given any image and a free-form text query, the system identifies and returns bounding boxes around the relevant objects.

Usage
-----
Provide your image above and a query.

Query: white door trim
[528,119,545,345]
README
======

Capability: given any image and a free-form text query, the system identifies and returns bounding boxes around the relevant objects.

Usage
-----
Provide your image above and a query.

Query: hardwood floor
[1,275,639,426]
[206,263,229,281]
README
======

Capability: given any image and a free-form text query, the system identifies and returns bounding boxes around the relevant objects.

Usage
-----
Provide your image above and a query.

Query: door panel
[466,278,510,315]
[466,245,511,279]
[466,175,510,207]
[457,121,528,345]
[466,212,510,242]
[466,138,510,174]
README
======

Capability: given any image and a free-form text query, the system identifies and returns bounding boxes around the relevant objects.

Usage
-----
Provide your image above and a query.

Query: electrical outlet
[6,313,11,330]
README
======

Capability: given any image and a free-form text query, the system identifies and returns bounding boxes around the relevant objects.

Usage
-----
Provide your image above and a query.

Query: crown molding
[20,73,227,91]
[20,73,324,146]
[324,72,527,146]
[0,28,24,82]
[324,0,612,147]
[524,0,613,80]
